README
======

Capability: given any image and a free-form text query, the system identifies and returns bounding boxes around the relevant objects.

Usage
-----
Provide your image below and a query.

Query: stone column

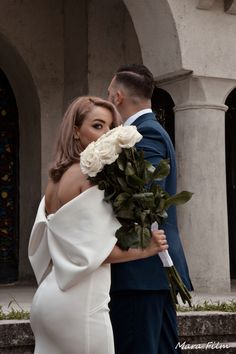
[160,75,234,293]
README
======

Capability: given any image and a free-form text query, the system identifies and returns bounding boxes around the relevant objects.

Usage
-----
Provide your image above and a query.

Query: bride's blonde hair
[49,96,121,182]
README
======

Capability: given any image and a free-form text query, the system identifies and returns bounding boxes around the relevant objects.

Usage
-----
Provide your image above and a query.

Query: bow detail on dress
[28,197,52,285]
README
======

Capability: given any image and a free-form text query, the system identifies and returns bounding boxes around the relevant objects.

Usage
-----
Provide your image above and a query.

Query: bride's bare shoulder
[45,163,91,213]
[57,163,91,205]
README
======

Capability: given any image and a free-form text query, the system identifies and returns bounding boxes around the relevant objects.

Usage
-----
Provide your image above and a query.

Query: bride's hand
[105,229,168,264]
[144,230,168,257]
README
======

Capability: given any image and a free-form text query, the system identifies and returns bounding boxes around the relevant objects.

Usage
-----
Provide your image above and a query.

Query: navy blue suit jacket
[111,112,193,292]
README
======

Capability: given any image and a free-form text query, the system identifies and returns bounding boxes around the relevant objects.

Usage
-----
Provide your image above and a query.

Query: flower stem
[166,266,192,310]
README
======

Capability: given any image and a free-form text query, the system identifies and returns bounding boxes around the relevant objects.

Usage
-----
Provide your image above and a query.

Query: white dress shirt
[124,108,152,126]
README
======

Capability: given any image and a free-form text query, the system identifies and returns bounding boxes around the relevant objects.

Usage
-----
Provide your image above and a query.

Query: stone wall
[88,0,142,98]
[1,313,235,353]
[0,0,64,280]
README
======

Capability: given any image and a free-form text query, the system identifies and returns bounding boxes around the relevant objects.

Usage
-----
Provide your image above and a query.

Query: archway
[151,87,175,146]
[123,0,182,78]
[225,89,236,280]
[0,34,41,282]
[0,69,19,283]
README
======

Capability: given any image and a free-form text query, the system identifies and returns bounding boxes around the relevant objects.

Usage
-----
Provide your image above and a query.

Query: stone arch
[225,88,236,280]
[223,85,236,104]
[123,0,182,78]
[0,33,41,281]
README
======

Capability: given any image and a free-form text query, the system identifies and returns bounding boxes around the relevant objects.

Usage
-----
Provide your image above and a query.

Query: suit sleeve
[136,125,168,188]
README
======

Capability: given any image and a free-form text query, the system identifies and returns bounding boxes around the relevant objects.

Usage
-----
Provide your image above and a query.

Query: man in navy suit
[108,64,193,354]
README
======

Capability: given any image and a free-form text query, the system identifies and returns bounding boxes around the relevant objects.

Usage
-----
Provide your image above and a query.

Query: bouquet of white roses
[80,125,192,308]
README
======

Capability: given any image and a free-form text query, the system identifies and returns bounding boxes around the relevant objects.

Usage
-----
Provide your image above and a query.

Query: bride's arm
[104,229,168,264]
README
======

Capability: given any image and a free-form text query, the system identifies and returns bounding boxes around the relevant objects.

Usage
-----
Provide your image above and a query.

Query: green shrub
[177,300,236,312]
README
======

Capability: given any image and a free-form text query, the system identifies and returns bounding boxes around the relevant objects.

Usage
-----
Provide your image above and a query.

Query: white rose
[95,126,123,154]
[97,127,122,149]
[80,141,103,177]
[96,126,122,141]
[95,139,120,165]
[116,126,142,148]
[80,126,142,177]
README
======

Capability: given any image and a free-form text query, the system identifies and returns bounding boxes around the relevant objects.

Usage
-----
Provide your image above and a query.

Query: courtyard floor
[0,281,236,313]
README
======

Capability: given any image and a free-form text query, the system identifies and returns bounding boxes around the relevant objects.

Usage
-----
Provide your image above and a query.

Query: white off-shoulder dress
[28,186,119,354]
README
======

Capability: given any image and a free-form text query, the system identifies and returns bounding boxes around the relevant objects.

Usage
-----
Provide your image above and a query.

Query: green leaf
[155,197,166,211]
[164,191,193,209]
[117,177,133,193]
[116,208,135,220]
[152,184,169,200]
[132,192,155,209]
[140,211,151,227]
[116,152,127,171]
[97,180,109,190]
[152,159,170,181]
[135,225,151,249]
[154,209,168,221]
[126,174,145,188]
[125,162,135,176]
[115,225,151,250]
[124,148,133,160]
[113,192,131,209]
[146,161,155,172]
[115,225,138,250]
[103,189,118,202]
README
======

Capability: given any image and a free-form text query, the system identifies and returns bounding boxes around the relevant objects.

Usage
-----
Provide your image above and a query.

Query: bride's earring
[77,139,84,153]
[73,126,80,141]
[74,135,84,152]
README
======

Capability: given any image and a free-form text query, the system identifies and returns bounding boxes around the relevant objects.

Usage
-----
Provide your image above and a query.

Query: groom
[108,64,193,354]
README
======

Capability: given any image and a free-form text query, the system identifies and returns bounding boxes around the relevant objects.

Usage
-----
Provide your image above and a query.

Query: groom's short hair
[115,64,155,99]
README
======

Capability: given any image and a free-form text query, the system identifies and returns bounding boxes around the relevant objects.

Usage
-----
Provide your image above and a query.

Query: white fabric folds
[28,196,51,285]
[28,186,120,354]
[28,186,120,290]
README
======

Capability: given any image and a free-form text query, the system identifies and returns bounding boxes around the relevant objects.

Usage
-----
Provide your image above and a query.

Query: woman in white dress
[28,96,168,354]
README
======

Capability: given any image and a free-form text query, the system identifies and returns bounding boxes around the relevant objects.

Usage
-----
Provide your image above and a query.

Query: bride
[28,96,168,354]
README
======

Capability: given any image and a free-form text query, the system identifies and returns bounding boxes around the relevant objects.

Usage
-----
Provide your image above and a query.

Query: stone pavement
[0,284,37,313]
[0,283,236,313]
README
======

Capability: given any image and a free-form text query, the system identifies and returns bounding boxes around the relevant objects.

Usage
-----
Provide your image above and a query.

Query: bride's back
[45,162,91,215]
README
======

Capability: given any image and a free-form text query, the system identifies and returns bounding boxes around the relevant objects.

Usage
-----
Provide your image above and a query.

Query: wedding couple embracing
[28,64,193,354]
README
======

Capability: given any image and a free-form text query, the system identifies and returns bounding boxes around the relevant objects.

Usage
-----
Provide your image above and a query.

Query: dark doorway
[151,87,175,146]
[0,69,19,284]
[225,89,236,279]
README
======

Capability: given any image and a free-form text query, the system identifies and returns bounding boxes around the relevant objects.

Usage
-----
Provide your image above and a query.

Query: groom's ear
[115,90,125,106]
